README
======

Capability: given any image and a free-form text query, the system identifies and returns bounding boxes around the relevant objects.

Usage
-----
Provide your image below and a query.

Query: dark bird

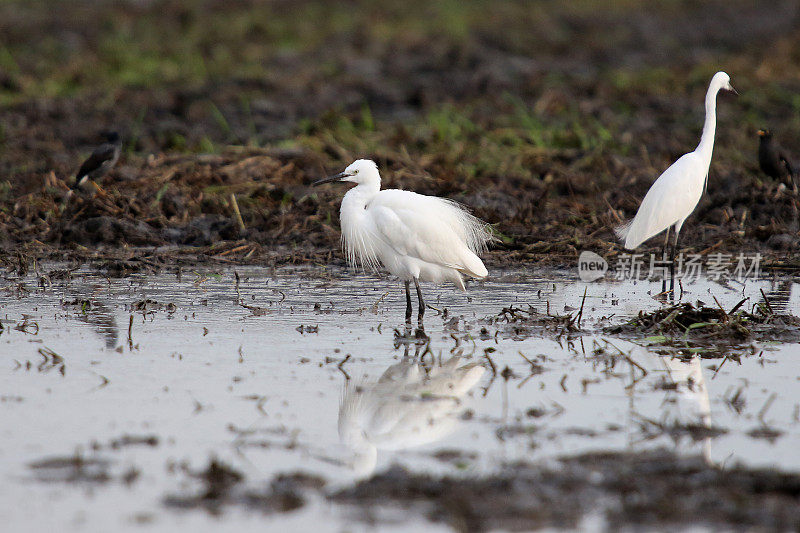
[73,131,122,191]
[758,128,796,190]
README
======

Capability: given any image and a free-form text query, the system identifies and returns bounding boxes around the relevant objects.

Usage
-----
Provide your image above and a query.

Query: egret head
[712,71,737,95]
[313,159,380,187]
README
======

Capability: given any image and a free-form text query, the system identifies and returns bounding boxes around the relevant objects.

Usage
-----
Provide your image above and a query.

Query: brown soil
[160,450,800,531]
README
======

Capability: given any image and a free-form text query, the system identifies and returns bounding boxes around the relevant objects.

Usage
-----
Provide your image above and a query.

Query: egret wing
[370,190,492,252]
[367,190,489,275]
[369,204,463,268]
[621,152,706,249]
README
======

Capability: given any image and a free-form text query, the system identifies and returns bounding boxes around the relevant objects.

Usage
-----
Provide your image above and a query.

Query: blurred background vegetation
[1,0,799,259]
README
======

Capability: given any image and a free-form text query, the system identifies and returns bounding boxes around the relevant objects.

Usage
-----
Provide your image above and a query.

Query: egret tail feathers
[614,220,634,248]
[620,216,660,250]
[437,198,495,255]
[458,249,488,279]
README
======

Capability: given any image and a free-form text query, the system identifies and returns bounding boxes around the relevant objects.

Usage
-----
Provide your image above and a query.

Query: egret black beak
[312,171,350,186]
[726,85,739,96]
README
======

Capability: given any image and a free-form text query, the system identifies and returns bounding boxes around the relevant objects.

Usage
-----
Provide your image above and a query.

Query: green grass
[2,0,799,196]
[294,97,622,185]
[0,0,527,103]
[0,0,738,104]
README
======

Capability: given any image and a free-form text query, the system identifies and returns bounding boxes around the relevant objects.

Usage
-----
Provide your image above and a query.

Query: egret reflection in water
[339,354,485,477]
[66,296,119,349]
[760,279,793,314]
[630,347,713,462]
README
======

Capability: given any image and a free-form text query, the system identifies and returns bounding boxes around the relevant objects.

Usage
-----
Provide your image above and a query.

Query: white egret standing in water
[314,159,493,323]
[616,71,737,294]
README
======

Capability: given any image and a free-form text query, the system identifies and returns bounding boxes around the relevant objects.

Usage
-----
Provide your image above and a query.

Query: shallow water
[1,265,799,531]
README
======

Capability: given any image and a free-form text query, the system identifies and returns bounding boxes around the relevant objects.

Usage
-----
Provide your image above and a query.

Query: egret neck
[340,178,380,216]
[696,80,721,164]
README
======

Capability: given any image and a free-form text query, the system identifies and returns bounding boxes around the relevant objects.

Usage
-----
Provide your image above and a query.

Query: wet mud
[606,298,800,356]
[333,449,800,532]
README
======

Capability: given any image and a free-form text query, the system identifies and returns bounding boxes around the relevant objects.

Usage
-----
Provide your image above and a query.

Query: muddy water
[1,266,799,531]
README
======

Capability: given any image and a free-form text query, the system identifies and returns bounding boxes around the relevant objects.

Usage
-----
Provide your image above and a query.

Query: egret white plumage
[616,71,737,294]
[313,159,493,322]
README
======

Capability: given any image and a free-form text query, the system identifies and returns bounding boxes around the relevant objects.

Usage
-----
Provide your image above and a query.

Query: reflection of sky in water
[1,266,799,530]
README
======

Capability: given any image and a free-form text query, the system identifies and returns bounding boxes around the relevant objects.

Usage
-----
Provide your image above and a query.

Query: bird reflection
[339,354,485,477]
[629,348,713,462]
[660,356,711,431]
[70,298,119,349]
[758,279,793,315]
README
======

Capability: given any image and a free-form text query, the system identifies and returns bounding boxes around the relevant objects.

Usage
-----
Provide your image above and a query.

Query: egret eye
[353,169,359,174]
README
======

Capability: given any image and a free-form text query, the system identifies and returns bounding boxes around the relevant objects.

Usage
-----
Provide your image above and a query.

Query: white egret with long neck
[313,159,492,323]
[616,71,737,294]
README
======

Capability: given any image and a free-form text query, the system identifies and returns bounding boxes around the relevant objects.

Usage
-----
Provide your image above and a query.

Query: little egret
[616,71,737,294]
[73,131,121,192]
[313,159,492,323]
[758,128,797,190]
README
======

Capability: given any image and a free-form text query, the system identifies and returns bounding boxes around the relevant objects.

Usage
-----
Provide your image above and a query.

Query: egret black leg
[405,281,412,323]
[413,278,425,323]
[670,228,679,298]
[661,227,671,295]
